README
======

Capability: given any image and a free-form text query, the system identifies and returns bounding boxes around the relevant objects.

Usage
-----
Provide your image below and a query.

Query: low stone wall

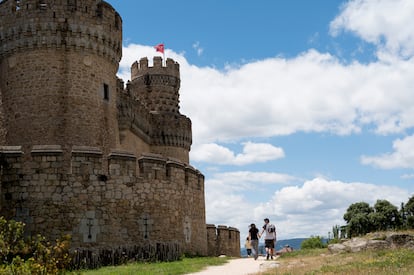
[206,224,241,257]
[71,242,181,269]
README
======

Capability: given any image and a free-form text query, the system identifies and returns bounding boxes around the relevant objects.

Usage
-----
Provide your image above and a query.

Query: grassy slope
[70,256,229,275]
[260,247,414,274]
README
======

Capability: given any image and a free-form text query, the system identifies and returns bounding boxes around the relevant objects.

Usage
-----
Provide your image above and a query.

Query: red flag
[154,43,164,54]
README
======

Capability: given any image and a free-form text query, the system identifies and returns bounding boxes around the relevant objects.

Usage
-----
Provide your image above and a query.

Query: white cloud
[190,141,284,165]
[401,174,414,179]
[192,41,204,56]
[119,43,414,147]
[330,0,414,59]
[204,171,297,236]
[361,135,414,169]
[217,177,411,239]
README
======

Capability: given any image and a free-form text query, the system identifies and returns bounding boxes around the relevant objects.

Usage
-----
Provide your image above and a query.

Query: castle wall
[206,224,241,257]
[0,145,207,263]
[118,130,151,158]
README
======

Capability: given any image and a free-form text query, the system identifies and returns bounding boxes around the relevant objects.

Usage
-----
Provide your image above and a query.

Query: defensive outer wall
[0,0,240,267]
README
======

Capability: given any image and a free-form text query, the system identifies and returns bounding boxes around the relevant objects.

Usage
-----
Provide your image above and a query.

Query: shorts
[265,239,275,248]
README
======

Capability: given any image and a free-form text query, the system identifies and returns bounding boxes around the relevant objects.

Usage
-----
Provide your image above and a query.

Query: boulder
[328,232,414,254]
[386,234,414,249]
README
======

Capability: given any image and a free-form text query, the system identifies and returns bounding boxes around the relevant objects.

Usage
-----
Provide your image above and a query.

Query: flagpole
[163,42,165,66]
[154,43,166,66]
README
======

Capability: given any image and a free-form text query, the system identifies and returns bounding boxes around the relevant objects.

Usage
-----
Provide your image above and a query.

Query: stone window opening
[15,0,21,11]
[115,15,120,30]
[67,0,76,12]
[103,83,109,101]
[96,4,103,18]
[166,166,171,178]
[39,0,47,10]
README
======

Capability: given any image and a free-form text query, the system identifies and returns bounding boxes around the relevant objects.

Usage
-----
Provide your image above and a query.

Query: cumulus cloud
[330,0,414,59]
[204,171,298,235]
[361,135,414,169]
[119,43,414,146]
[205,177,411,239]
[190,141,284,165]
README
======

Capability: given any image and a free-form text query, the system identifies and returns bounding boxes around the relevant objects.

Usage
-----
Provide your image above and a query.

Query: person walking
[259,218,276,260]
[245,237,252,257]
[248,223,260,260]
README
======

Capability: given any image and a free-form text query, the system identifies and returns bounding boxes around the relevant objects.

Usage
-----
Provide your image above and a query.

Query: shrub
[301,236,327,249]
[0,216,71,274]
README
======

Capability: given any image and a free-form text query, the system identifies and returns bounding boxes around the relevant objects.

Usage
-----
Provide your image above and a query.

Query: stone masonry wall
[0,145,207,265]
[206,224,241,257]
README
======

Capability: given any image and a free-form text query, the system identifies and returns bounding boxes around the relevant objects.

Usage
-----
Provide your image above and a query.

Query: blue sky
[107,0,414,241]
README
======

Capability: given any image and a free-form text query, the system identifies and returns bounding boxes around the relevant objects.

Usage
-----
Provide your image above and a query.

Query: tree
[343,202,373,237]
[369,200,400,231]
[405,195,414,229]
[332,225,340,239]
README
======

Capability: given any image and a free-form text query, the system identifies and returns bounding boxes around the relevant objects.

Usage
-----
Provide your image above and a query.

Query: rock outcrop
[328,232,414,254]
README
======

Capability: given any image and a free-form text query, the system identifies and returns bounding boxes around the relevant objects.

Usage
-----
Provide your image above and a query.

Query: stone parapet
[206,224,241,257]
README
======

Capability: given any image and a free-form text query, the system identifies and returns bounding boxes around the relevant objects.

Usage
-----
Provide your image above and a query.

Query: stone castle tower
[0,0,240,267]
[0,0,122,159]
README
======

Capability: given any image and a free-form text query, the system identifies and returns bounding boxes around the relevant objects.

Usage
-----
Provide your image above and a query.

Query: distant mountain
[241,238,307,257]
[276,238,307,250]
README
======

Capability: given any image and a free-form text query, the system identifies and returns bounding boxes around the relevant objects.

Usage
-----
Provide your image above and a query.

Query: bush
[301,236,327,249]
[0,216,71,274]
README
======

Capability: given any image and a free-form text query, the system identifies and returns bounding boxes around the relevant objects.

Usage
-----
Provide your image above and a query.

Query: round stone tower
[0,0,122,158]
[129,57,192,163]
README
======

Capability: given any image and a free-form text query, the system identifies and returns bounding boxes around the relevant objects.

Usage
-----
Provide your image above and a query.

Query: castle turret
[125,57,192,163]
[0,0,122,159]
[130,56,180,113]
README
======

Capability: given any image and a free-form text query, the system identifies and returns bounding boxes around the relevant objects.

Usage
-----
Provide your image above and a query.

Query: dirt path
[185,255,280,275]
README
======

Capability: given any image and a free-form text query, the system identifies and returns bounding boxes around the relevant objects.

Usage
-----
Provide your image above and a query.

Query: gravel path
[185,255,280,275]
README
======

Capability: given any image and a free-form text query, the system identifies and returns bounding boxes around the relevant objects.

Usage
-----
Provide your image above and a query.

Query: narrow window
[67,0,76,11]
[39,0,47,10]
[103,83,109,100]
[15,0,21,11]
[166,166,171,178]
[114,16,120,30]
[96,4,103,18]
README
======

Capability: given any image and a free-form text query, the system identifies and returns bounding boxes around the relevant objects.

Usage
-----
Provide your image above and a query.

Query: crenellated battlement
[0,145,202,184]
[131,57,180,81]
[206,224,241,257]
[0,0,122,63]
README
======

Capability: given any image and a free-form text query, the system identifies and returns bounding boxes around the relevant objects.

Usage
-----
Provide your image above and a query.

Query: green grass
[69,256,229,275]
[260,248,414,275]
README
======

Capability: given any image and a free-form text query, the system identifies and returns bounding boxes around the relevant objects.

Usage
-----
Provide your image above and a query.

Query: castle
[0,0,239,267]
